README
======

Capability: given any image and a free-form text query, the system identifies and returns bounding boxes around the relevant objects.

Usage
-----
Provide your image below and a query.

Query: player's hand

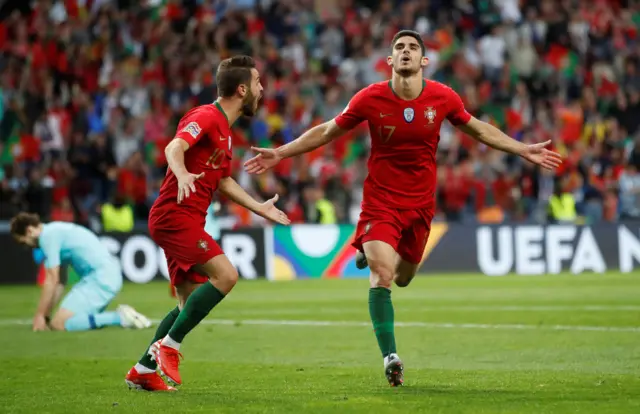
[177,172,205,204]
[32,315,49,332]
[521,140,563,171]
[257,194,291,225]
[243,147,282,174]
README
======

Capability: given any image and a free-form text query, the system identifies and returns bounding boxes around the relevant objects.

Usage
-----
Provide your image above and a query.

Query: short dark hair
[216,55,256,98]
[391,30,426,56]
[10,212,41,237]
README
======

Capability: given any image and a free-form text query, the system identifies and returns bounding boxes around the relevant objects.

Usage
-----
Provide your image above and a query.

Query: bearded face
[241,87,260,117]
[241,68,263,117]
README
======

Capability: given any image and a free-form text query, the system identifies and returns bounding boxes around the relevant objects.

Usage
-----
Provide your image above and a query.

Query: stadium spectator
[302,183,337,225]
[548,180,578,224]
[101,193,135,233]
[619,164,640,219]
[117,151,149,220]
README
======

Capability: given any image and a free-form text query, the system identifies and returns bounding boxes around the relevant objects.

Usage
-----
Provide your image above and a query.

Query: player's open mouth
[401,57,410,63]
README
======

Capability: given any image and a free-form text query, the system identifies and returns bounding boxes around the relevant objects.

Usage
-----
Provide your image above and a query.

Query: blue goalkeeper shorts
[59,265,123,315]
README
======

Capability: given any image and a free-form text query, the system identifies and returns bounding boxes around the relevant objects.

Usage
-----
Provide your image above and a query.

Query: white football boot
[118,304,152,329]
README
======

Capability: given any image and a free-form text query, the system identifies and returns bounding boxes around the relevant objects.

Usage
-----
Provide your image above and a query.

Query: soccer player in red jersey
[125,56,291,391]
[244,31,562,387]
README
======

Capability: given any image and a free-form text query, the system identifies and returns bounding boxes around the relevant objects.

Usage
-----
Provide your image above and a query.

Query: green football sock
[139,306,180,370]
[369,287,397,357]
[167,282,225,343]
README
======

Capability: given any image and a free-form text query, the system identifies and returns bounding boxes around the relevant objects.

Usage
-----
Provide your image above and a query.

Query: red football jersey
[334,79,471,209]
[150,102,233,229]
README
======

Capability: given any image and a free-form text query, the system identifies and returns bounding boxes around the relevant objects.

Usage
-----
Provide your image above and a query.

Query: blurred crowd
[1,0,640,231]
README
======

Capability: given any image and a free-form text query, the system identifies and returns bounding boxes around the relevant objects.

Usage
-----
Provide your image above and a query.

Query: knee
[394,262,418,288]
[394,277,411,288]
[224,267,239,288]
[210,266,238,293]
[368,259,395,289]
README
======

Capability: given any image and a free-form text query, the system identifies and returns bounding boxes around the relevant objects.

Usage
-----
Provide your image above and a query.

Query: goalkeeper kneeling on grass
[11,212,152,332]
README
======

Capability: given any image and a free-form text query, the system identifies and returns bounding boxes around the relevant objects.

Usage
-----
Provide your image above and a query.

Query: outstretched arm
[244,120,348,175]
[245,88,368,175]
[456,117,563,170]
[276,120,347,159]
[456,117,527,155]
[218,177,291,225]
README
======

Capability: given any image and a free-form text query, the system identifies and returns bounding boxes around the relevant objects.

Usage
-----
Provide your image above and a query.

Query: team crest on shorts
[425,107,436,124]
[403,108,414,123]
[182,122,202,139]
[197,239,209,252]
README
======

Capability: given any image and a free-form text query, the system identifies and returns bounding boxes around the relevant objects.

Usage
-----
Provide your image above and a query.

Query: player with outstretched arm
[124,56,291,392]
[244,30,563,387]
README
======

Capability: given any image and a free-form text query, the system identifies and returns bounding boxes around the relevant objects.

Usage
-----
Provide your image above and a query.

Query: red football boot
[125,367,176,392]
[151,340,184,386]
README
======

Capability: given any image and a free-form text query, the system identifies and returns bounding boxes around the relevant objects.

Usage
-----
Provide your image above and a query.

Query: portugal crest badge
[425,107,436,124]
[403,107,415,123]
[197,239,209,252]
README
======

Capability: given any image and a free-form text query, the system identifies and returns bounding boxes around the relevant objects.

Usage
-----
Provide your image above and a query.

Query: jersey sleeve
[446,88,472,126]
[39,231,61,269]
[334,87,369,130]
[174,110,214,147]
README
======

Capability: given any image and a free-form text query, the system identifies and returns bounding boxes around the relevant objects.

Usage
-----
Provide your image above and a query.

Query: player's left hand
[243,147,282,174]
[257,194,291,225]
[32,315,49,332]
[521,140,563,170]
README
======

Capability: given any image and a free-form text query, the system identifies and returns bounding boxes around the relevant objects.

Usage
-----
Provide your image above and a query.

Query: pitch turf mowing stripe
[1,318,640,332]
[188,305,640,314]
[414,305,640,311]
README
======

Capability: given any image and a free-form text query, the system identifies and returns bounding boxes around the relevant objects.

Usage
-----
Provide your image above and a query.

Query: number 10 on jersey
[205,148,225,169]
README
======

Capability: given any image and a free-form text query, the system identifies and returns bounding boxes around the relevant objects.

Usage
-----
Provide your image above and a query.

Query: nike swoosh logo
[220,135,227,141]
[380,113,392,118]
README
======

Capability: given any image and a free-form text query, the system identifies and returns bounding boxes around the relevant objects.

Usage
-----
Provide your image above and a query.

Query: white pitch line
[408,305,640,312]
[1,318,639,332]
[211,305,640,316]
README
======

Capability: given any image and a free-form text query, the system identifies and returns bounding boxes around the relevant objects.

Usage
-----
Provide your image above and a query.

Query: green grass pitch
[1,273,640,413]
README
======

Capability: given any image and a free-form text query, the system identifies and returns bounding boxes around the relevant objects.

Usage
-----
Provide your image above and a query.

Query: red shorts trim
[352,204,433,264]
[150,223,224,286]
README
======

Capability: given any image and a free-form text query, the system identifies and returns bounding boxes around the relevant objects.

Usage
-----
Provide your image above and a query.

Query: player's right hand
[32,315,48,332]
[243,147,282,174]
[177,172,205,204]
